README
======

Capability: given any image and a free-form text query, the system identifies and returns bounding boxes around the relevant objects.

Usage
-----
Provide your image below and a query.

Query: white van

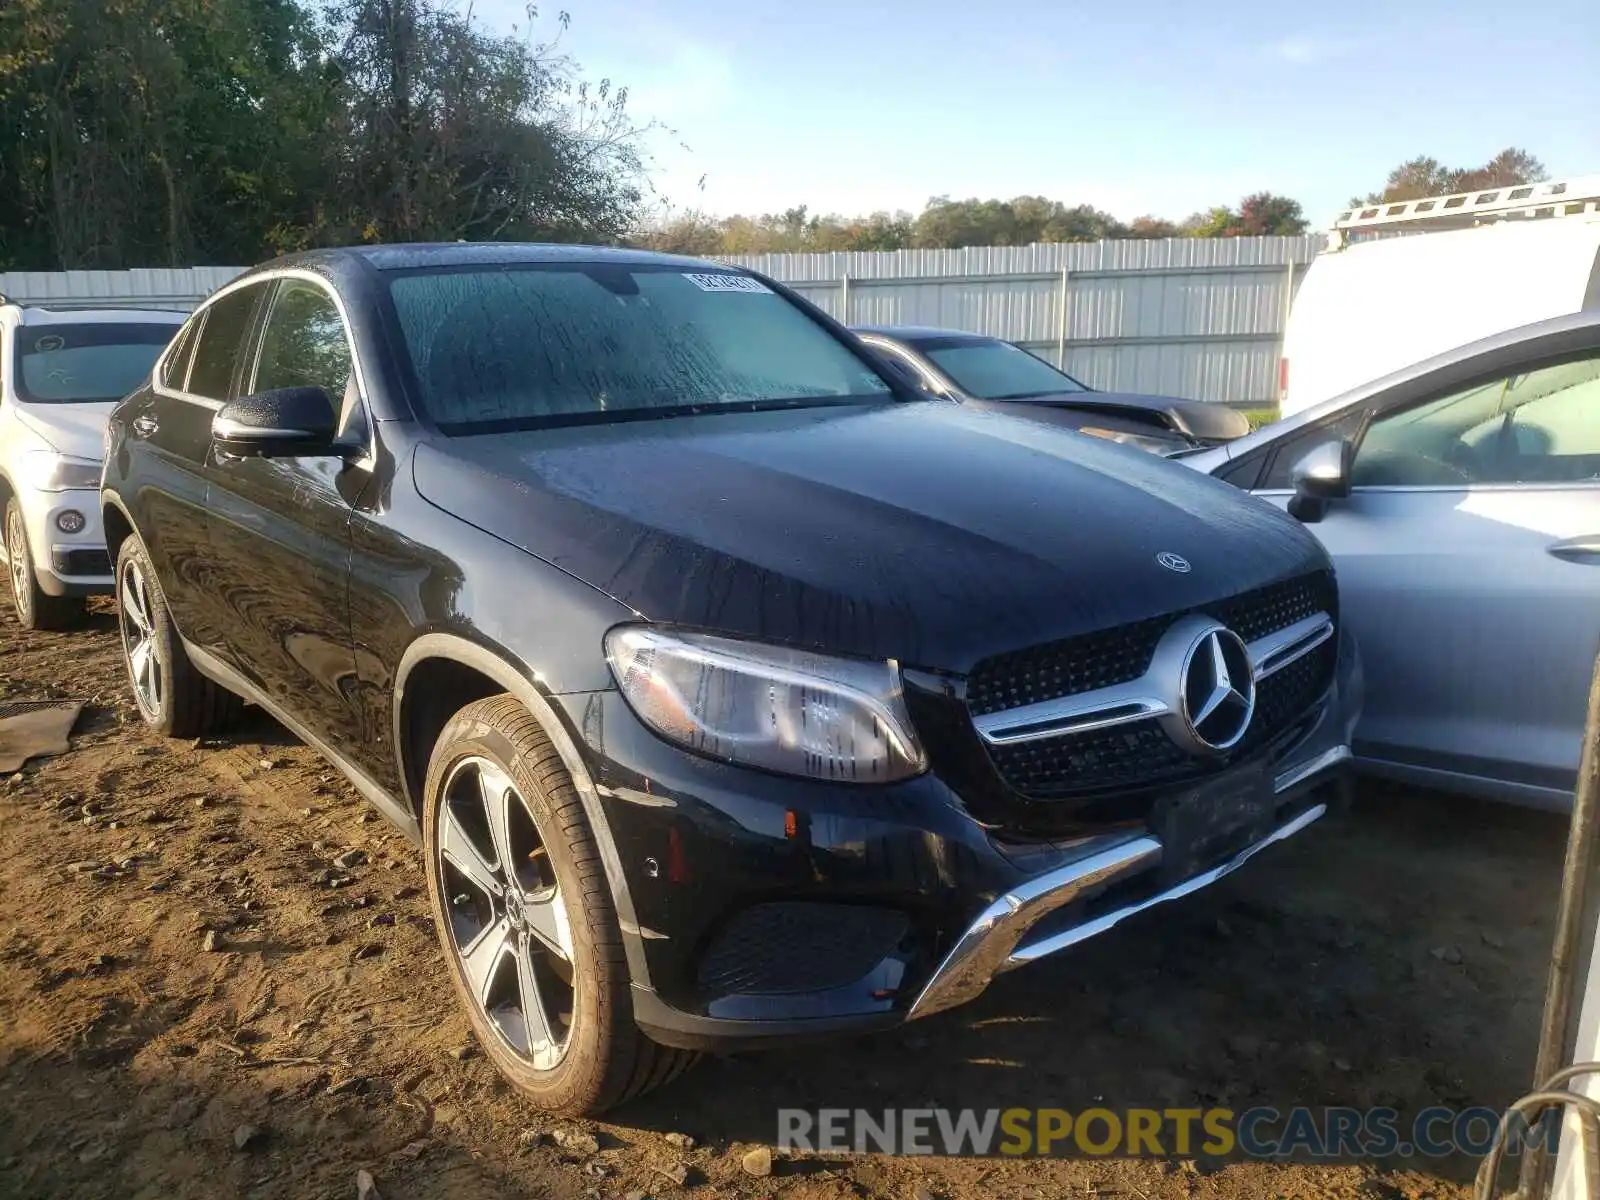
[1280,176,1600,417]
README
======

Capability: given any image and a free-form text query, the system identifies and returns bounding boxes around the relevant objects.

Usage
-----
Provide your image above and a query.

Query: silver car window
[1352,352,1600,488]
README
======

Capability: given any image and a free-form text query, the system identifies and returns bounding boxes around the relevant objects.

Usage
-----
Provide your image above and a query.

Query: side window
[159,317,201,391]
[188,284,265,401]
[1351,354,1600,488]
[1258,407,1367,489]
[1215,450,1267,490]
[251,280,353,401]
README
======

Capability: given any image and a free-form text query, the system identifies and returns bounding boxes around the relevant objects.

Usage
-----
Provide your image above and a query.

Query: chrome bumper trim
[1274,743,1350,793]
[907,743,1349,1020]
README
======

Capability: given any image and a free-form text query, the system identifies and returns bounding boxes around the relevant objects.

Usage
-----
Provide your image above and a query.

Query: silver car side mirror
[1287,439,1352,523]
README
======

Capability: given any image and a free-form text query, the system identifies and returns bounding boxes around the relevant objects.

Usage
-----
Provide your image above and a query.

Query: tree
[633,190,1315,257]
[316,0,646,246]
[1126,215,1180,239]
[837,211,913,251]
[1178,193,1307,237]
[1357,147,1547,204]
[0,0,651,269]
[1235,192,1308,235]
[907,195,1128,248]
[0,0,332,269]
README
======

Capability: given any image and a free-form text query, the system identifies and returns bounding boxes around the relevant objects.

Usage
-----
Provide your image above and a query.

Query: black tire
[423,694,697,1114]
[115,535,240,737]
[5,500,86,631]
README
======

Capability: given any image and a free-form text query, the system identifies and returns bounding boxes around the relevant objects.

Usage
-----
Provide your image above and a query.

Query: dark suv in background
[102,244,1359,1114]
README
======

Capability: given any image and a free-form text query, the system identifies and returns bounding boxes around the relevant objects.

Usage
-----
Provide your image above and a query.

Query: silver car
[1185,310,1600,810]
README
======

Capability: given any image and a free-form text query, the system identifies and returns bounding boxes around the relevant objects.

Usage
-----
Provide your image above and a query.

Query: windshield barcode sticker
[683,273,771,294]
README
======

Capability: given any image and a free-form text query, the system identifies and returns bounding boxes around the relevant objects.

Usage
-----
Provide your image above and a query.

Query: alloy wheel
[7,509,30,621]
[436,755,576,1071]
[119,558,162,719]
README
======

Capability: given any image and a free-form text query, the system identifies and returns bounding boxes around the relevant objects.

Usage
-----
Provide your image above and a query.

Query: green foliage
[0,0,648,269]
[1177,194,1308,238]
[1355,148,1547,205]
[635,191,1307,256]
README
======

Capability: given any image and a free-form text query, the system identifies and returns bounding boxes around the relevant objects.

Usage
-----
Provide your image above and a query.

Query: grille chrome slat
[1249,612,1335,683]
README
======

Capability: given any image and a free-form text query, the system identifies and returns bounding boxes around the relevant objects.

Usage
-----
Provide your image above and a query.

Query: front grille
[988,719,1189,797]
[969,571,1337,800]
[967,571,1334,717]
[697,903,909,998]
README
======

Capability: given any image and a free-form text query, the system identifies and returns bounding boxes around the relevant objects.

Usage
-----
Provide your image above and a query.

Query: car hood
[13,401,114,460]
[413,402,1327,671]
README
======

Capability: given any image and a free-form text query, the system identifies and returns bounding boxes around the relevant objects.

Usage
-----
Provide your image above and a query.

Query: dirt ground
[0,599,1571,1200]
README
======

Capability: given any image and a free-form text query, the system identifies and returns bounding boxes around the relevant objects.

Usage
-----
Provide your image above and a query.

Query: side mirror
[1287,439,1352,524]
[213,386,338,458]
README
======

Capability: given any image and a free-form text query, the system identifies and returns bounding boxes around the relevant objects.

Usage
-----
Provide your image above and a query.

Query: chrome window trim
[148,268,375,466]
[858,335,944,392]
[151,269,371,419]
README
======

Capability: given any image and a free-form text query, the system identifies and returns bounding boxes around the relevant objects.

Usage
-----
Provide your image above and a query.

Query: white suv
[0,302,184,628]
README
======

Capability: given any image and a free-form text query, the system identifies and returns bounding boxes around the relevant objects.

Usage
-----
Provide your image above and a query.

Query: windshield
[919,337,1089,400]
[387,264,896,433]
[13,323,177,404]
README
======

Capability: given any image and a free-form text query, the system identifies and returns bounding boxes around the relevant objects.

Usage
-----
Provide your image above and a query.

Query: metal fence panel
[724,236,1322,406]
[0,266,246,311]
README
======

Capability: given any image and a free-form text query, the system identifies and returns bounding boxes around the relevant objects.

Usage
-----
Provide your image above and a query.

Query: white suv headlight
[605,627,927,783]
[21,451,102,492]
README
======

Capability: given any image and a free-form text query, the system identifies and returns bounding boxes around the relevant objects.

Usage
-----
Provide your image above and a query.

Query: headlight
[1078,426,1188,457]
[604,627,927,783]
[21,451,102,492]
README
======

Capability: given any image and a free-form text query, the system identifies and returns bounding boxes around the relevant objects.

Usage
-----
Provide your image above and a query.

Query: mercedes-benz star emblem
[1179,626,1255,752]
[1155,551,1190,573]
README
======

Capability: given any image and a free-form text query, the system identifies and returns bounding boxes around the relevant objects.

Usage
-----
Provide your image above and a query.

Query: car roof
[853,325,995,344]
[259,242,724,274]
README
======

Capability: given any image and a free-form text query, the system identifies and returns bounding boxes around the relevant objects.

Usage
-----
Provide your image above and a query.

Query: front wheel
[5,501,85,630]
[422,695,696,1114]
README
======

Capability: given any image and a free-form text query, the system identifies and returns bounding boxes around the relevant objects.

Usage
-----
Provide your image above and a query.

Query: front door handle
[131,413,158,438]
[1547,535,1600,565]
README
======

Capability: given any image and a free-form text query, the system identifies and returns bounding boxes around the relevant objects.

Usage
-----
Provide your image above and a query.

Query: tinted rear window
[386,264,894,433]
[13,324,178,404]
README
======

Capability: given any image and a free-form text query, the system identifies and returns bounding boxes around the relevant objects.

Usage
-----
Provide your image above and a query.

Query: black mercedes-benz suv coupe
[102,244,1359,1114]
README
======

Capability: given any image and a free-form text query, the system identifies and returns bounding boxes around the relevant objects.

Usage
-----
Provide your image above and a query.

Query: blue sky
[477,0,1599,227]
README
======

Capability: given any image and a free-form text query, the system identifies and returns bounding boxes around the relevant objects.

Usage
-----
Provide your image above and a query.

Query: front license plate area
[1151,762,1274,886]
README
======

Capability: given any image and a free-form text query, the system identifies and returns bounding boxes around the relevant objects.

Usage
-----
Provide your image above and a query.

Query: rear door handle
[131,414,158,438]
[1548,535,1600,565]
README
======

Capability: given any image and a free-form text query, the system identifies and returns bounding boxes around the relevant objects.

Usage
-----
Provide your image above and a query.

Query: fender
[100,488,134,547]
[393,631,649,984]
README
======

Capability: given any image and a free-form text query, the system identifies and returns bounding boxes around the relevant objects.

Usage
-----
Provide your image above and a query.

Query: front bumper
[909,746,1345,1020]
[561,626,1359,1052]
[22,489,112,595]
